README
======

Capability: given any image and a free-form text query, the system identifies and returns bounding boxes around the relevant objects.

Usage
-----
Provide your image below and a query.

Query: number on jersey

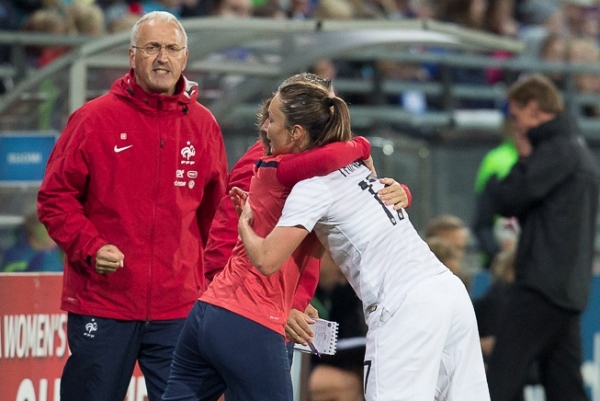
[358,174,405,225]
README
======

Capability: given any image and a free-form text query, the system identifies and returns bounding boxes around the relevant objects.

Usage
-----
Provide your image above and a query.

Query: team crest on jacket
[181,141,196,165]
[175,142,196,188]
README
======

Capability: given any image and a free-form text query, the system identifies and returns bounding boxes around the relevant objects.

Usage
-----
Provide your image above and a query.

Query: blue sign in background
[0,133,57,183]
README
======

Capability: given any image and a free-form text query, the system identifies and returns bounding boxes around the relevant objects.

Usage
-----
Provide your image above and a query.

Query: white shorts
[363,270,490,401]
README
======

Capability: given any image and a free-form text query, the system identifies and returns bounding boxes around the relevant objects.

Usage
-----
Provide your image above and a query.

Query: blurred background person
[424,214,470,273]
[1,211,63,272]
[472,116,518,269]
[20,8,69,130]
[517,0,564,60]
[307,253,366,401]
[426,235,462,277]
[212,0,253,17]
[65,2,106,36]
[21,8,68,69]
[0,0,19,94]
[473,248,516,364]
[485,73,599,401]
[567,37,600,117]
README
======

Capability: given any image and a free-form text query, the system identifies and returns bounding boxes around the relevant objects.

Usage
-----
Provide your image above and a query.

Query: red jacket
[204,137,380,312]
[202,152,325,335]
[37,71,228,321]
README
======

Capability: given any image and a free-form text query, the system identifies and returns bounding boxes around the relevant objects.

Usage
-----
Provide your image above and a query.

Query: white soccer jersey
[278,162,490,401]
[277,161,448,316]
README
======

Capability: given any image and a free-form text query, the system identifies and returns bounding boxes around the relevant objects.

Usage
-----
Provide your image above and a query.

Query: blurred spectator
[287,0,312,19]
[65,2,106,36]
[25,243,65,272]
[104,0,184,27]
[21,8,69,130]
[433,0,497,109]
[424,214,470,272]
[307,253,366,401]
[373,0,417,18]
[435,0,488,30]
[492,217,519,252]
[517,0,564,59]
[378,57,429,114]
[349,0,388,18]
[484,0,518,85]
[107,11,139,32]
[0,0,18,33]
[473,117,519,268]
[103,0,141,29]
[136,0,184,18]
[485,73,599,401]
[0,0,18,94]
[426,235,462,276]
[538,33,567,88]
[374,0,429,114]
[212,0,253,17]
[485,0,518,37]
[1,212,63,272]
[21,8,69,68]
[402,0,435,18]
[563,0,598,38]
[473,248,516,363]
[179,0,213,17]
[13,0,45,25]
[567,37,600,117]
[472,247,540,399]
[253,1,285,18]
[312,59,337,82]
[313,0,354,19]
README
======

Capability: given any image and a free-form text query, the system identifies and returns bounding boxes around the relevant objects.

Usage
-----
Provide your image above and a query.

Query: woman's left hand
[230,187,251,221]
[285,308,315,345]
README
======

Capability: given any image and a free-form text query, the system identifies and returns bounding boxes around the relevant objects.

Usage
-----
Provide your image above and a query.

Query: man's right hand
[515,131,532,157]
[95,244,124,274]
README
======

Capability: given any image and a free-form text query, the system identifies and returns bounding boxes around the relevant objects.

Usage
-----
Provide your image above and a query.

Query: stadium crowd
[0,0,599,106]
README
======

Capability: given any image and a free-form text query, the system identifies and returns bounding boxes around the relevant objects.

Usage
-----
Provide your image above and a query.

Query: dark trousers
[162,301,293,401]
[61,313,185,401]
[486,286,588,401]
[286,340,295,366]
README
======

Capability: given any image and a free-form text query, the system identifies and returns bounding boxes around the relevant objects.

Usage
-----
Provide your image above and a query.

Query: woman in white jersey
[234,87,490,401]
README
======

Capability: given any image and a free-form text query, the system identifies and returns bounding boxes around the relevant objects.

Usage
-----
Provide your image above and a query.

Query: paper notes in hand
[294,318,339,356]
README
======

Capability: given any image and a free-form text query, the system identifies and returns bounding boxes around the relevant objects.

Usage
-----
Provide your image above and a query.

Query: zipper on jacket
[160,139,164,148]
[145,317,150,327]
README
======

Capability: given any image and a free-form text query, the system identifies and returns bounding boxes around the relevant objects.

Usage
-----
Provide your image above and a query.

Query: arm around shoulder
[277,136,371,188]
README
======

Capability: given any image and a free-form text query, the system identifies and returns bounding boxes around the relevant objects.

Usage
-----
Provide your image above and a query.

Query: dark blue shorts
[162,301,293,401]
[61,313,185,401]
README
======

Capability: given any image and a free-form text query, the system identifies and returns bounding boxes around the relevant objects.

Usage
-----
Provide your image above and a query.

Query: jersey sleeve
[276,136,371,188]
[277,178,332,232]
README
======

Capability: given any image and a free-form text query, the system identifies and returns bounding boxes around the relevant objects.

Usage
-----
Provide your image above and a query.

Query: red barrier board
[0,273,147,401]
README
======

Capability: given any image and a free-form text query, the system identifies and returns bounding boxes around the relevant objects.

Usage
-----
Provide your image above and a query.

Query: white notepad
[294,318,339,355]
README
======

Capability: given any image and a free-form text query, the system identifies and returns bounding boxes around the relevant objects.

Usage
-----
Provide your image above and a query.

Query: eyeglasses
[132,44,186,57]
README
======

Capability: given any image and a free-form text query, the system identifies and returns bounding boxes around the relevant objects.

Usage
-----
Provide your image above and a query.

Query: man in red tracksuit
[37,11,228,401]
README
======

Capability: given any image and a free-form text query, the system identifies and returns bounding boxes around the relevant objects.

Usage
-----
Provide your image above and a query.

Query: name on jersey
[338,161,362,177]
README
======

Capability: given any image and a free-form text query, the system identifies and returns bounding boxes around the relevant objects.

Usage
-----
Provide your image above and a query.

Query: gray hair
[130,11,188,49]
